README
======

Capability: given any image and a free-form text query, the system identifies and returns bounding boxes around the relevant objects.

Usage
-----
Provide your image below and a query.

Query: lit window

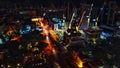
[67,33,71,35]
[0,38,3,44]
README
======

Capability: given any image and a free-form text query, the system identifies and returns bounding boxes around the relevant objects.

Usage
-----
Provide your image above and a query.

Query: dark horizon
[0,0,119,8]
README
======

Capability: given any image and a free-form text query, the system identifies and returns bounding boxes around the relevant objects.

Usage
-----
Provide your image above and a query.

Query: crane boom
[69,13,75,29]
[76,11,86,31]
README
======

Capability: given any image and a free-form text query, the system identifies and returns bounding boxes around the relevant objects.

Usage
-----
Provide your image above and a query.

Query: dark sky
[0,0,119,8]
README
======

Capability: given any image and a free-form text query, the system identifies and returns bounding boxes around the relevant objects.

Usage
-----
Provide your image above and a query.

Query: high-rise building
[107,1,117,26]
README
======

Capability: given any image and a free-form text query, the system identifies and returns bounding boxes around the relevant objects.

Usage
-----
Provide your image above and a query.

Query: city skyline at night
[0,0,120,68]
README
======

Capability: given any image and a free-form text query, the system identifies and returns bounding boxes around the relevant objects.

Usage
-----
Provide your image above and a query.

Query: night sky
[0,0,119,8]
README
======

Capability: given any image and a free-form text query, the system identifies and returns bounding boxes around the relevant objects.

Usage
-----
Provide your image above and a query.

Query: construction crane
[76,4,93,31]
[68,12,75,29]
[76,11,86,31]
[87,3,94,28]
